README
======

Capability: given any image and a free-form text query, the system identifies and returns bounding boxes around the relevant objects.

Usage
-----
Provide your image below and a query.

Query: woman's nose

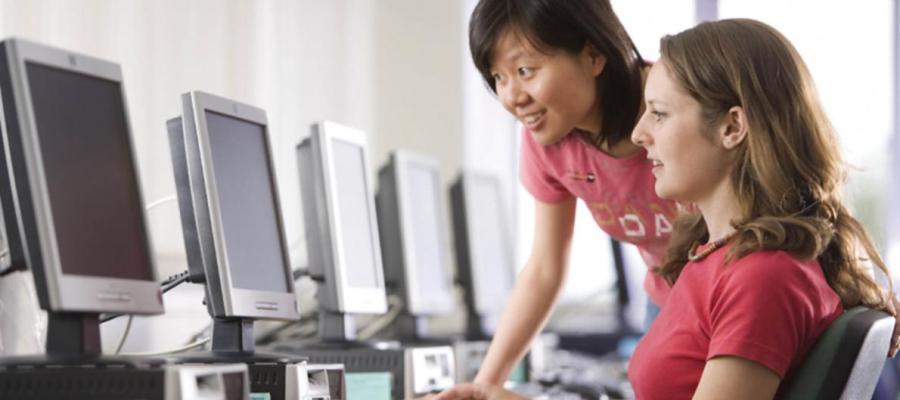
[500,80,529,109]
[632,116,650,146]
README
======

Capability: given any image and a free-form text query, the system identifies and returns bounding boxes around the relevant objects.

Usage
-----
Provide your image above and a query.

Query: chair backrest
[783,306,894,400]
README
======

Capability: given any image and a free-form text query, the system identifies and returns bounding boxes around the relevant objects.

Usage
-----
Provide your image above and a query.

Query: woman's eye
[517,67,533,77]
[651,110,666,122]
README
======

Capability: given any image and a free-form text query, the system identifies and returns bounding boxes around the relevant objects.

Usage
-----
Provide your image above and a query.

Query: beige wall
[0,0,480,354]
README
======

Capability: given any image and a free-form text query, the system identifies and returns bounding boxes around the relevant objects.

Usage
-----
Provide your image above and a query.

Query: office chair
[783,306,895,400]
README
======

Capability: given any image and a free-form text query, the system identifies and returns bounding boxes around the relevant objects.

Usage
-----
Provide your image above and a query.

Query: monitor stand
[173,317,304,363]
[0,312,167,367]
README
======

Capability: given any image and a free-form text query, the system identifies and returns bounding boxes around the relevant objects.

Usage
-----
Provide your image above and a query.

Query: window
[719,0,894,281]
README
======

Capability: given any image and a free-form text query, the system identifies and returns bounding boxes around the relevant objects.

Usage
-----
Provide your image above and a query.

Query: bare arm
[473,197,577,385]
[692,356,781,400]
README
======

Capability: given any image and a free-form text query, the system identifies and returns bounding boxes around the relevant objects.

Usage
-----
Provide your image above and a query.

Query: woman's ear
[719,105,748,150]
[582,44,607,77]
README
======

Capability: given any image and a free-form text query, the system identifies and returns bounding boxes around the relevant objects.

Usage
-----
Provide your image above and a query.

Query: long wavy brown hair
[657,19,890,309]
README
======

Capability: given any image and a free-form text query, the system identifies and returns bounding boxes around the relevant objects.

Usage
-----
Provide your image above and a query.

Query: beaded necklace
[687,231,738,262]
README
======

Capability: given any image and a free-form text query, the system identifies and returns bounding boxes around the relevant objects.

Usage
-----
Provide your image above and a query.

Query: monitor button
[255,301,278,311]
[96,292,131,303]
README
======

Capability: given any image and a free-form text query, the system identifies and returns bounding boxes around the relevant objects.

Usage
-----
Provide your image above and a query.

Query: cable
[107,270,192,355]
[255,307,320,345]
[285,321,318,341]
[265,319,319,343]
[145,195,178,212]
[120,337,210,357]
[114,314,134,355]
[256,320,304,345]
[100,270,191,323]
[109,194,201,356]
[292,268,310,281]
[186,322,212,345]
[356,294,404,341]
[160,270,191,292]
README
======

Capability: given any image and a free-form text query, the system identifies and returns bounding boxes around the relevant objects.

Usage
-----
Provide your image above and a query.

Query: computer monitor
[0,38,162,355]
[450,171,515,339]
[297,121,387,318]
[376,150,454,317]
[167,91,298,323]
[0,197,11,275]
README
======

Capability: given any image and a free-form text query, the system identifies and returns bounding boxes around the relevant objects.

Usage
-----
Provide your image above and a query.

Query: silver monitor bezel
[1,38,162,313]
[462,171,514,315]
[309,121,387,314]
[391,150,454,315]
[185,91,298,320]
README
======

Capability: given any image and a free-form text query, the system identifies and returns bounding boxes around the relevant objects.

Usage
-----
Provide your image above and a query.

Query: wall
[0,0,470,354]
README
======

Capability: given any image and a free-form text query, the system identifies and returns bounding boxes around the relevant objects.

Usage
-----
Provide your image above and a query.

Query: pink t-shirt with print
[520,128,677,306]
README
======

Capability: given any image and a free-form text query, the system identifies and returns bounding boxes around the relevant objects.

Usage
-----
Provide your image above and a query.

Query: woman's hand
[423,383,528,400]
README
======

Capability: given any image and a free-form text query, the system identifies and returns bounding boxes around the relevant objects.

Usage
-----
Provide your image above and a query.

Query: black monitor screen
[407,163,449,296]
[26,62,152,281]
[206,110,288,293]
[468,177,512,304]
[332,138,379,289]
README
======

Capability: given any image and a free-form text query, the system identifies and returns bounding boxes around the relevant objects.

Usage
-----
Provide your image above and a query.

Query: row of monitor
[0,38,514,357]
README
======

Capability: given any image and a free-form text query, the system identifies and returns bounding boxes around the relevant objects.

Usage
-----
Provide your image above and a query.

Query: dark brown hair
[658,19,889,309]
[468,0,644,149]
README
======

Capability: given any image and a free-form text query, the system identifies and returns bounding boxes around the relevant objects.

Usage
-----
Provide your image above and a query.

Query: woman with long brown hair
[627,18,893,399]
[433,17,897,400]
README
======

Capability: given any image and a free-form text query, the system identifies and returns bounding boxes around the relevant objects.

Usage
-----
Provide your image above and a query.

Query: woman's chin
[531,129,567,146]
[654,182,679,201]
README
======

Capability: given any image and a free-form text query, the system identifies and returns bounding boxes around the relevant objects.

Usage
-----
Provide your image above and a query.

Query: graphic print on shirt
[568,170,596,183]
[519,129,679,305]
[649,203,674,237]
[564,163,677,244]
[585,200,675,244]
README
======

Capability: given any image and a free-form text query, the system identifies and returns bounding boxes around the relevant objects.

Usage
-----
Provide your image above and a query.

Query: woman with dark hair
[626,18,892,399]
[433,1,900,398]
[454,0,680,392]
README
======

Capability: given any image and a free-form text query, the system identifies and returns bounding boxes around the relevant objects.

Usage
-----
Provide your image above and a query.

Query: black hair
[469,0,644,148]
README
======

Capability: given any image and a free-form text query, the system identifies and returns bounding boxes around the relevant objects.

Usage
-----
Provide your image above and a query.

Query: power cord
[120,337,211,357]
[105,270,190,355]
[356,294,404,341]
[101,270,191,323]
[255,307,320,345]
[114,315,134,355]
[292,268,310,281]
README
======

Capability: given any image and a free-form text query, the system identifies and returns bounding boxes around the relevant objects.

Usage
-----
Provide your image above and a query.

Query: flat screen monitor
[376,150,454,316]
[450,171,514,318]
[0,38,162,314]
[297,121,387,314]
[0,193,12,274]
[167,91,298,321]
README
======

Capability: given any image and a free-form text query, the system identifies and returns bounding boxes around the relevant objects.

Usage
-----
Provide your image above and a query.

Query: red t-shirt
[627,244,843,399]
[519,128,678,305]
